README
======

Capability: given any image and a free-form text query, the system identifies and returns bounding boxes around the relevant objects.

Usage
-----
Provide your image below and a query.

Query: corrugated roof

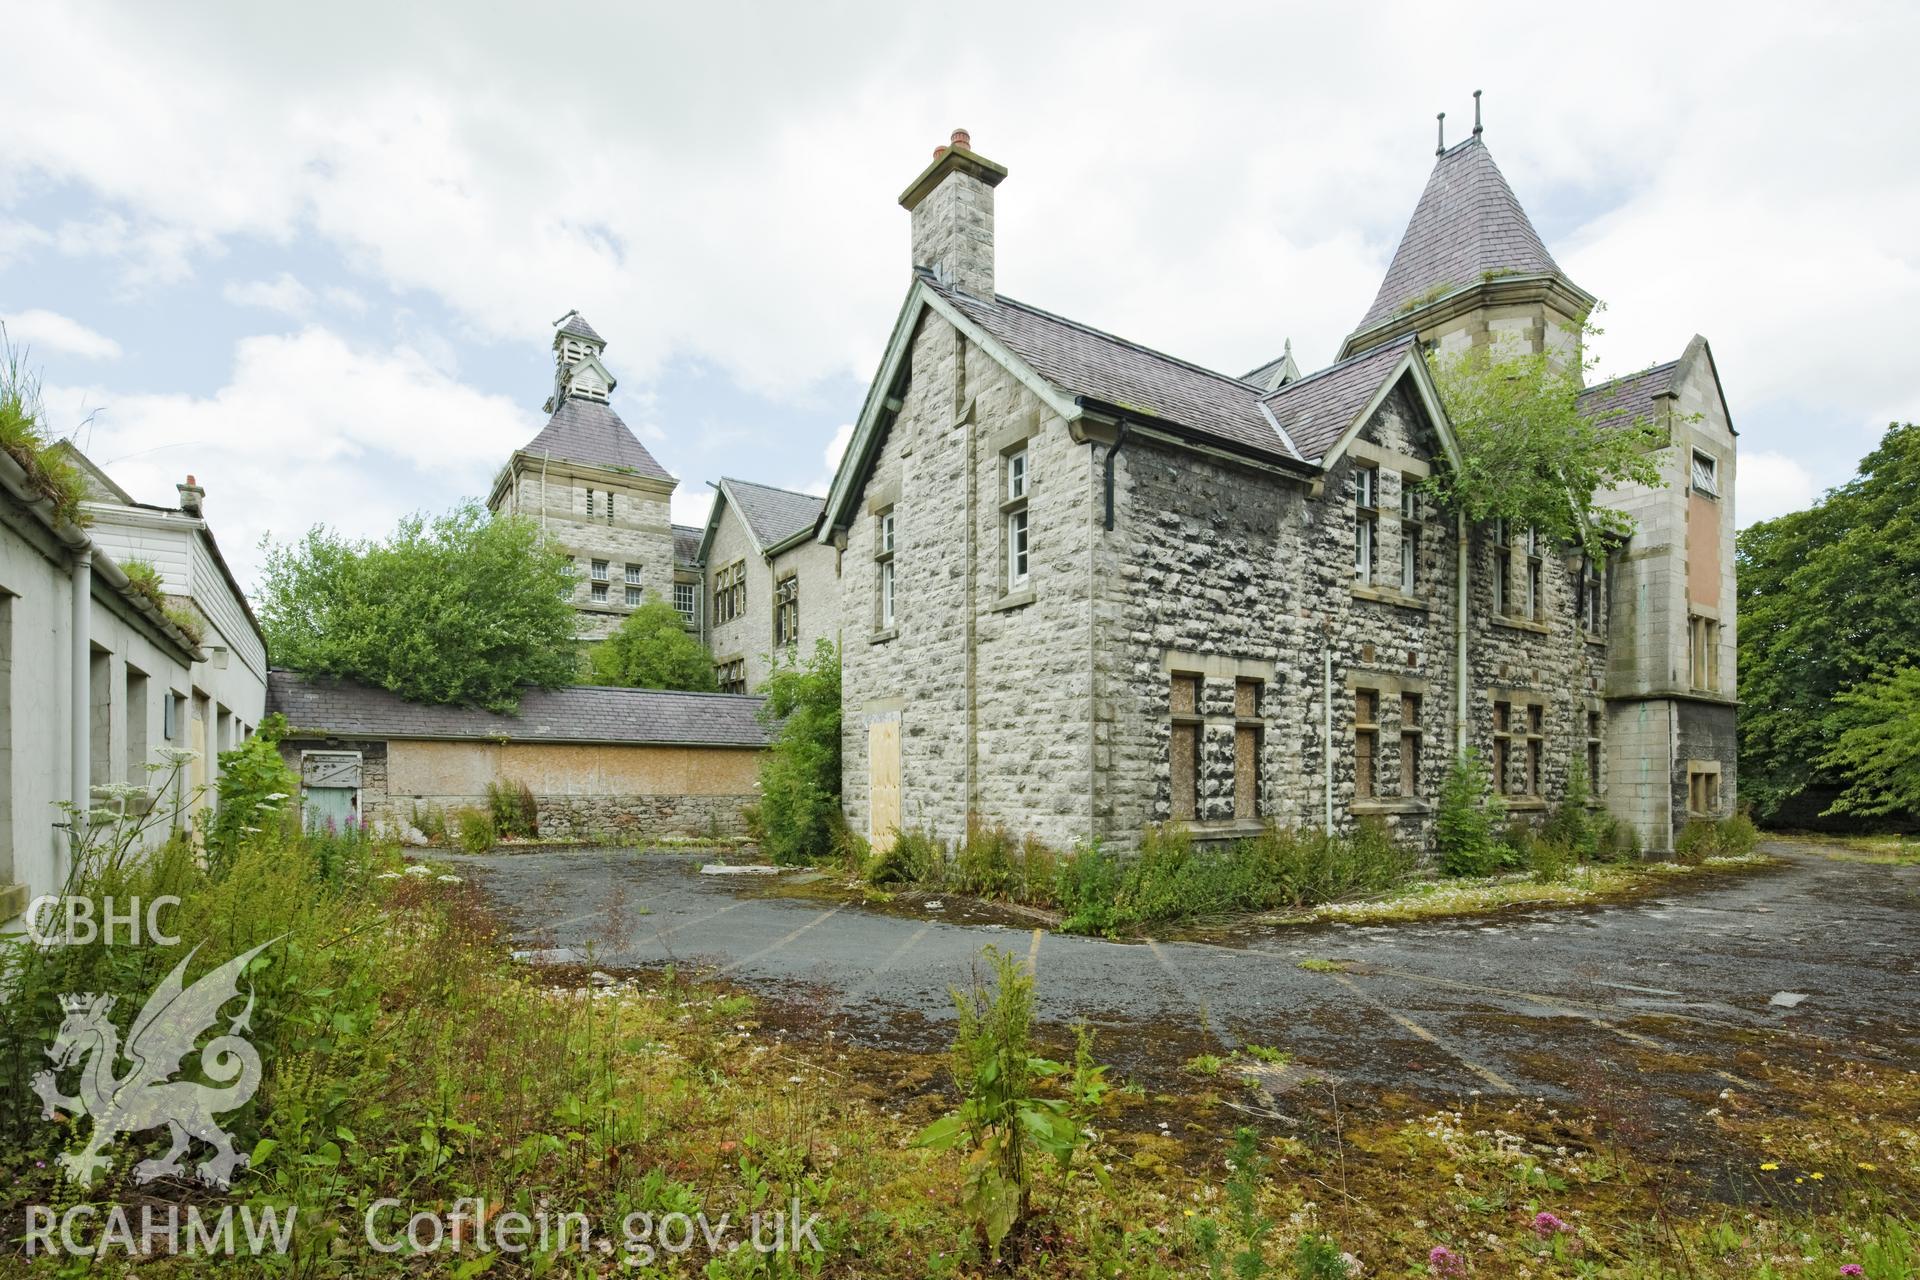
[1259,337,1418,461]
[721,477,824,551]
[1577,361,1679,428]
[672,523,704,567]
[924,273,1302,464]
[268,671,769,748]
[1354,139,1567,333]
[519,397,672,482]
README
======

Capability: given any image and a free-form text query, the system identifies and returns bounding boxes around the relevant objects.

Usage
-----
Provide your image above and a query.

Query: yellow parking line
[714,904,845,977]
[1328,972,1517,1094]
[1026,927,1045,975]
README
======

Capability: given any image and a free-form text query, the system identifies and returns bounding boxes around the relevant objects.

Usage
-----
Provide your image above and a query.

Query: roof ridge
[930,274,1256,395]
[720,475,827,501]
[1260,334,1416,402]
[1581,358,1680,397]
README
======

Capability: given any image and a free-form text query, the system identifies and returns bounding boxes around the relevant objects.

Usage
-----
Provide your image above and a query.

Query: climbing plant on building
[1422,317,1667,560]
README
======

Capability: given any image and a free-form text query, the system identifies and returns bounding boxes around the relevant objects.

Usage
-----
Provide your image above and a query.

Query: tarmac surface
[453,842,1919,1107]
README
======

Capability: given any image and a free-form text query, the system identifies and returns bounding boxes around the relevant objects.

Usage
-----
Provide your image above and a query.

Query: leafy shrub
[486,779,539,839]
[1436,749,1507,876]
[1292,1232,1354,1279]
[1673,811,1760,863]
[1055,842,1121,934]
[586,593,717,691]
[0,332,90,528]
[866,826,943,885]
[206,713,300,876]
[453,806,496,854]
[1542,759,1599,861]
[1720,809,1759,853]
[916,947,1100,1258]
[956,821,1015,898]
[409,802,448,844]
[756,640,842,864]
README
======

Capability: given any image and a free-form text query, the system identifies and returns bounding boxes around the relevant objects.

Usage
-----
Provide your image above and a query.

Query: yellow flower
[1760,1162,1780,1171]
[1809,1172,1824,1181]
[1858,1162,1878,1171]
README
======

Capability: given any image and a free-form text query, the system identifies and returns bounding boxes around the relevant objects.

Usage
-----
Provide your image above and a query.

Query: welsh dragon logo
[31,939,279,1188]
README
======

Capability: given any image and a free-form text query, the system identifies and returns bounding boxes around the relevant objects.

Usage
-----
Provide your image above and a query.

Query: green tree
[756,639,841,864]
[258,502,579,712]
[1737,424,1920,821]
[206,713,300,875]
[1424,325,1667,559]
[1434,749,1506,876]
[1821,666,1920,819]
[586,594,716,691]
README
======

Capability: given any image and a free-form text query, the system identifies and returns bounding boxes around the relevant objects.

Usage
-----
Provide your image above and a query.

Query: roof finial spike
[1472,89,1484,138]
[1435,111,1446,156]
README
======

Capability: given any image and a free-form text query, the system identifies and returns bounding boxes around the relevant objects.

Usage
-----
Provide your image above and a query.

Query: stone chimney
[899,128,1007,300]
[176,474,205,517]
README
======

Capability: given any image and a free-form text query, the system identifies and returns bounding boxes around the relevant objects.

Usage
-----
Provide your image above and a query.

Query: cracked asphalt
[452,842,1920,1107]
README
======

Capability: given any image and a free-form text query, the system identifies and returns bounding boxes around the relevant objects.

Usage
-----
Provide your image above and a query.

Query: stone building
[488,313,679,642]
[821,126,1736,856]
[697,477,837,692]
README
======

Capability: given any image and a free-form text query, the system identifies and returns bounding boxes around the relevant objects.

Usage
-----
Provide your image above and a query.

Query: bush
[410,801,448,844]
[585,593,717,691]
[1542,759,1599,862]
[206,713,300,876]
[454,806,497,853]
[1435,750,1507,876]
[1673,811,1760,863]
[956,821,1016,898]
[1055,842,1121,934]
[866,826,944,886]
[756,639,842,864]
[486,779,539,839]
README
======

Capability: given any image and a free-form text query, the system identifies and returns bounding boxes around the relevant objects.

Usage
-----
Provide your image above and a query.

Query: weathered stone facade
[701,481,838,693]
[824,128,1737,858]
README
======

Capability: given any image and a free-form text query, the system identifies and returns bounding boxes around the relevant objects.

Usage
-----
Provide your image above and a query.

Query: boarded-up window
[868,717,901,850]
[1234,678,1262,820]
[1689,769,1720,816]
[1587,710,1603,793]
[1355,688,1379,800]
[1526,703,1545,795]
[1492,700,1511,794]
[1171,673,1201,821]
[1689,616,1720,692]
[1399,693,1422,797]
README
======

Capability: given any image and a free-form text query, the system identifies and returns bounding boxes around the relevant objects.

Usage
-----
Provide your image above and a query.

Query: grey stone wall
[505,465,676,643]
[704,501,840,692]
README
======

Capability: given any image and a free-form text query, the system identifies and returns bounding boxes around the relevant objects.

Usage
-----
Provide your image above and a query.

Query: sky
[3,1,1915,593]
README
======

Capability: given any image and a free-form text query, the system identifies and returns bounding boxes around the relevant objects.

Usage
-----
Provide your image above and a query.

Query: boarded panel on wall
[868,718,900,852]
[385,740,761,798]
[1687,492,1721,609]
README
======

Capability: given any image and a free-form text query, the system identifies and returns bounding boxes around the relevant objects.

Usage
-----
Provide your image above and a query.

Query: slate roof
[519,396,673,482]
[924,273,1303,464]
[672,523,704,567]
[1577,361,1678,428]
[722,477,825,551]
[1355,139,1567,333]
[557,312,605,345]
[1259,336,1419,461]
[268,671,769,748]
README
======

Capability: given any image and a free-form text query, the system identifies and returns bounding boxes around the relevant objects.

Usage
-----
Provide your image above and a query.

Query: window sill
[1500,796,1549,812]
[1493,615,1552,636]
[1351,584,1432,612]
[992,588,1035,613]
[1351,799,1430,816]
[1583,630,1608,647]
[1182,819,1267,841]
[869,627,899,645]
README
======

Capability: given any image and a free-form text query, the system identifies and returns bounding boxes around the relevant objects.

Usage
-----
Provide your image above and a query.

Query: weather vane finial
[1436,111,1446,156]
[1472,89,1483,138]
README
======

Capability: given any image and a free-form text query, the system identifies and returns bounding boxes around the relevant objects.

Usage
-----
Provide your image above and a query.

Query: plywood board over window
[1233,678,1262,820]
[868,716,901,852]
[1170,673,1201,821]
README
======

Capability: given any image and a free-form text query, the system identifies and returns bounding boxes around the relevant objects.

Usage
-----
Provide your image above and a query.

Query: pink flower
[1533,1211,1567,1238]
[1840,1267,1865,1277]
[1428,1245,1468,1278]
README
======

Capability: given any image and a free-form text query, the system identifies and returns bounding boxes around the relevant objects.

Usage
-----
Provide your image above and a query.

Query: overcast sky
[4,2,1914,590]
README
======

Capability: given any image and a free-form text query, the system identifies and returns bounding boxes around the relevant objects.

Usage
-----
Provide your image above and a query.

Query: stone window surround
[1488,687,1551,810]
[715,655,748,695]
[1345,443,1434,611]
[714,559,747,625]
[1162,651,1275,836]
[1686,757,1723,817]
[773,572,799,649]
[1343,667,1433,815]
[1584,699,1606,799]
[1001,442,1030,596]
[1688,612,1721,693]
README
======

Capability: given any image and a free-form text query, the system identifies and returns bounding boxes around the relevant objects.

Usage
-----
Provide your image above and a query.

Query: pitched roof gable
[719,477,825,552]
[1258,336,1454,466]
[519,397,672,482]
[1577,360,1678,429]
[1355,139,1568,333]
[924,274,1302,463]
[672,523,704,567]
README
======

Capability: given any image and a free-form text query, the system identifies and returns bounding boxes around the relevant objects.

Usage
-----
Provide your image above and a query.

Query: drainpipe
[1455,512,1469,755]
[1322,619,1334,835]
[70,547,93,851]
[1103,422,1129,531]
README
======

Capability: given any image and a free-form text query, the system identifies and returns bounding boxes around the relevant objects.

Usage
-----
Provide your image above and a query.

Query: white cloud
[0,308,121,360]
[45,327,537,589]
[822,423,853,473]
[224,272,317,317]
[670,488,714,532]
[0,218,51,270]
[3,2,1916,511]
[1736,449,1821,527]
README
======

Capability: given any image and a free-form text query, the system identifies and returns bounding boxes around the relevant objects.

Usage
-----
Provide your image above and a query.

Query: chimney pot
[177,475,206,516]
[950,128,971,150]
[933,145,948,159]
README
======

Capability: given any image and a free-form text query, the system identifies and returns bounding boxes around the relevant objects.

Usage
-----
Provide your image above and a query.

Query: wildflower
[436,874,462,883]
[376,871,401,880]
[1841,1266,1865,1277]
[1760,1161,1779,1171]
[1429,1245,1467,1278]
[404,864,432,877]
[1533,1211,1566,1238]
[1857,1162,1877,1171]
[1809,1171,1824,1181]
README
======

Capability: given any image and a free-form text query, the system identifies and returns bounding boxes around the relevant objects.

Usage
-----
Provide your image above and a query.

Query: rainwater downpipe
[1455,512,1469,754]
[70,547,93,852]
[1103,421,1129,531]
[1322,618,1334,835]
